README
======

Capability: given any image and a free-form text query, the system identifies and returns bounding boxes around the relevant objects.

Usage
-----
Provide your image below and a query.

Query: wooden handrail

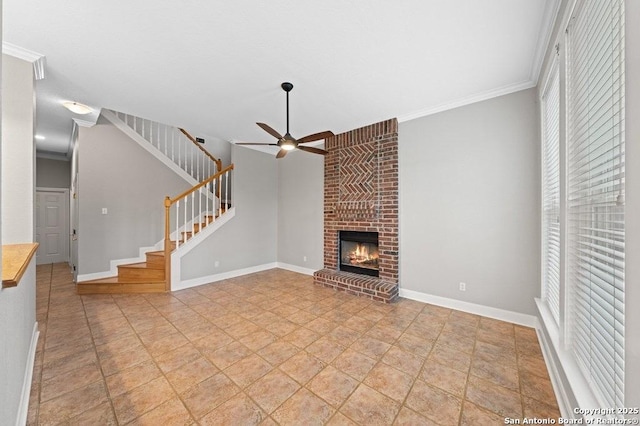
[163,163,234,290]
[179,128,223,172]
[168,163,234,205]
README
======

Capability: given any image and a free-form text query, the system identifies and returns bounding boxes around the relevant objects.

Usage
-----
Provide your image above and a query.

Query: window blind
[542,59,561,325]
[566,0,625,409]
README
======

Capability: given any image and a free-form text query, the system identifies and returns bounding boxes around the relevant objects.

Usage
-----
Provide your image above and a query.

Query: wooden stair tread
[119,262,157,269]
[79,276,165,284]
[77,277,166,294]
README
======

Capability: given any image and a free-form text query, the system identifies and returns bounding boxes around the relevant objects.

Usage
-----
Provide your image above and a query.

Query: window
[566,0,625,408]
[541,58,561,325]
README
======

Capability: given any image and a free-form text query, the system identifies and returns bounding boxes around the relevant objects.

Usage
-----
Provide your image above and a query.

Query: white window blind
[566,0,625,409]
[542,59,561,325]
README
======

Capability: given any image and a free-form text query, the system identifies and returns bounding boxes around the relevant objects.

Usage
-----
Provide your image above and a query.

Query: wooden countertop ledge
[2,243,39,288]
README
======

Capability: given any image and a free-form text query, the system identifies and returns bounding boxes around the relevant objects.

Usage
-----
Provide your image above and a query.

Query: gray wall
[180,145,277,280]
[398,88,539,315]
[1,54,35,243]
[36,157,71,188]
[78,116,192,274]
[277,149,324,270]
[0,51,38,425]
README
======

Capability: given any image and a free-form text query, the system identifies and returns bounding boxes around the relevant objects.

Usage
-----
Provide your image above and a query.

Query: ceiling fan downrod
[281,82,293,136]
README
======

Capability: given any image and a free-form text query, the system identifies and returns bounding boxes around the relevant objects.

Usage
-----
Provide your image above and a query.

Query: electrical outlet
[459,282,466,291]
[303,256,307,262]
[101,208,108,215]
[214,260,220,268]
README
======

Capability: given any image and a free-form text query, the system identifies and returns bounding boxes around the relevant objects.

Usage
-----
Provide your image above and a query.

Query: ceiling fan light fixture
[281,141,296,151]
[62,101,93,115]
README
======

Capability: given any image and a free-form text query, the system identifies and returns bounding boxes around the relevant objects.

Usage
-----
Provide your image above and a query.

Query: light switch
[102,208,108,215]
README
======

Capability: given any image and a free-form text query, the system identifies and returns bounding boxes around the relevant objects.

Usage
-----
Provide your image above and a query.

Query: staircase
[76,112,234,295]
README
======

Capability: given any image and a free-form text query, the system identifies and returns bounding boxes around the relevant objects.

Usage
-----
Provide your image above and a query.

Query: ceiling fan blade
[298,145,328,155]
[236,142,279,146]
[297,130,335,144]
[257,122,283,140]
[276,149,289,159]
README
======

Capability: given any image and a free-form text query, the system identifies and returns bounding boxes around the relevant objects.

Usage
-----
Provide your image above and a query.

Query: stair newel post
[164,196,172,292]
[216,159,222,197]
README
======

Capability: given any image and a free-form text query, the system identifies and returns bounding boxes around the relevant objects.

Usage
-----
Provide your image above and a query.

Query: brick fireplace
[313,118,399,303]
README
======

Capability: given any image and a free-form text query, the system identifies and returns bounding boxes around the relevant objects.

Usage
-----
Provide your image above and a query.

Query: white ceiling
[4,0,558,159]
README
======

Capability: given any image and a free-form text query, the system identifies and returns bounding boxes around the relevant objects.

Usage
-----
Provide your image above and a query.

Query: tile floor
[28,263,560,425]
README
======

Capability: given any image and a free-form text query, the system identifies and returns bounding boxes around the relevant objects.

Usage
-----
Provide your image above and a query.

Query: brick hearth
[313,118,399,303]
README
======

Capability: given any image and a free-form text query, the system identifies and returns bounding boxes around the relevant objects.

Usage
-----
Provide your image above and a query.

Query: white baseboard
[399,288,537,328]
[275,262,317,276]
[172,262,278,291]
[17,322,39,426]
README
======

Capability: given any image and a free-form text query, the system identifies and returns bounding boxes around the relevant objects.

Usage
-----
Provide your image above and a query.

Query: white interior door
[35,189,70,265]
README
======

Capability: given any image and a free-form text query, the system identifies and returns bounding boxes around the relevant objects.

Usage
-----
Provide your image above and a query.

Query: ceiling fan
[237,82,334,159]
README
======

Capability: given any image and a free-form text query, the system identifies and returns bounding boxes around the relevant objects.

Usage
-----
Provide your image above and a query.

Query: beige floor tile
[326,411,358,425]
[128,397,194,425]
[364,324,402,345]
[206,341,253,369]
[332,348,377,381]
[38,381,110,425]
[428,343,472,373]
[420,360,467,398]
[31,266,562,426]
[470,355,520,391]
[350,336,391,360]
[224,353,274,388]
[104,360,162,397]
[257,340,299,365]
[381,346,424,378]
[363,363,414,402]
[465,375,522,419]
[340,384,401,425]
[66,401,117,426]
[405,379,462,425]
[272,387,335,426]
[306,336,347,363]
[436,330,476,354]
[153,343,202,373]
[165,356,218,394]
[279,351,326,385]
[181,373,241,419]
[394,406,440,425]
[307,365,359,407]
[200,392,265,425]
[111,376,176,424]
[40,361,103,403]
[239,329,278,351]
[460,401,506,425]
[281,326,320,349]
[523,396,561,419]
[395,332,433,358]
[520,370,557,404]
[246,369,301,414]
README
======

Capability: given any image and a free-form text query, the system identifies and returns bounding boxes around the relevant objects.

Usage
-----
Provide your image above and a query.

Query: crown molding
[2,42,46,80]
[397,79,536,123]
[529,0,562,83]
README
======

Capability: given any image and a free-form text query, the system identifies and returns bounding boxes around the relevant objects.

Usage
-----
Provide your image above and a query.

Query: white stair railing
[164,164,234,253]
[111,110,221,184]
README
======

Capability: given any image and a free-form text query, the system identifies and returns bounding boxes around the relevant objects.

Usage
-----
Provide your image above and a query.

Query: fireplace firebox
[339,231,379,277]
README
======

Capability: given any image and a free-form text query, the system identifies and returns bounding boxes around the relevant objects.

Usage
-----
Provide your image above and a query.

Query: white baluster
[191,192,195,236]
[175,200,180,249]
[164,125,168,156]
[171,129,175,162]
[225,171,229,213]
